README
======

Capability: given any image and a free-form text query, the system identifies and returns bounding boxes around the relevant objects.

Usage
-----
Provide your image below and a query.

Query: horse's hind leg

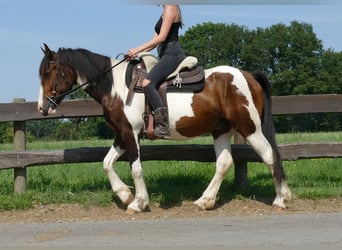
[194,132,233,210]
[247,129,292,208]
[103,145,134,206]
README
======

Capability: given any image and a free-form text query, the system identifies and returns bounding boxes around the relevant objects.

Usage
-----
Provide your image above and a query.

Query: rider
[126,5,186,137]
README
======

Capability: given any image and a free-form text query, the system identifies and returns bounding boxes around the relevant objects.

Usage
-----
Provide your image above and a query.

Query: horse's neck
[83,86,101,104]
[80,58,128,103]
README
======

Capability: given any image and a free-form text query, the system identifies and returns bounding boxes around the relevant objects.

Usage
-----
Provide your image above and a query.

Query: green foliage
[181,21,341,132]
[0,133,341,210]
[26,117,113,141]
[0,122,13,143]
[180,22,249,67]
[0,157,341,210]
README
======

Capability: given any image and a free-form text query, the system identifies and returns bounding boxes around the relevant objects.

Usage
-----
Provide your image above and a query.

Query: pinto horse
[38,44,292,213]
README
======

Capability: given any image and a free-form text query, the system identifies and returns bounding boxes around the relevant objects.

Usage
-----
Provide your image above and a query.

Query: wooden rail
[1,143,342,170]
[0,94,341,193]
[1,94,341,122]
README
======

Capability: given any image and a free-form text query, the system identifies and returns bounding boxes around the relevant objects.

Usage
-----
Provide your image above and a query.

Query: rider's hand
[126,47,140,60]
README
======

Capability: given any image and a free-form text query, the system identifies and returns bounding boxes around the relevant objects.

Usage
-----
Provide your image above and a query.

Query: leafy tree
[180,21,341,132]
[317,49,342,94]
[180,22,249,67]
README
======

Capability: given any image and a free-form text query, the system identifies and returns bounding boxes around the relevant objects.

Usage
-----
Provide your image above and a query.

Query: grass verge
[0,132,341,210]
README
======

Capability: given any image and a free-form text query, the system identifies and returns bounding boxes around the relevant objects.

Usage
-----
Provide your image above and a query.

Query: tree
[180,21,341,132]
[180,22,249,67]
[317,49,342,94]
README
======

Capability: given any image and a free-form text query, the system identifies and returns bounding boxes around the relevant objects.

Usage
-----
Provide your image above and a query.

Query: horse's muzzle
[38,99,57,116]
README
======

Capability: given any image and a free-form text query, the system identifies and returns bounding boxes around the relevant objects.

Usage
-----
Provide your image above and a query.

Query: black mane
[57,48,112,83]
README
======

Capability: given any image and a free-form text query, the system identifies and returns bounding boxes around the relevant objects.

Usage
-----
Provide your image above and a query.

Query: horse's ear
[41,43,54,59]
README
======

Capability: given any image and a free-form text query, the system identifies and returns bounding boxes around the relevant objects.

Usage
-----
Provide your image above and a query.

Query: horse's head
[38,43,77,116]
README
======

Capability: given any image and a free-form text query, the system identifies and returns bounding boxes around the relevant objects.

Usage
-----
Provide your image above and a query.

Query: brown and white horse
[38,44,292,213]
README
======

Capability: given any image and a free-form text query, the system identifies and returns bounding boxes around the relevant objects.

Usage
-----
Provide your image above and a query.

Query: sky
[0,0,341,103]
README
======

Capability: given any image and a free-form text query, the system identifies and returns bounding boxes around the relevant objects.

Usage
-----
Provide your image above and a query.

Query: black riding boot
[153,107,170,138]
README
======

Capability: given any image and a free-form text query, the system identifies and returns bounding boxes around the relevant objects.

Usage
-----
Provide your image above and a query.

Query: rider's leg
[142,79,169,137]
[142,79,163,110]
[142,43,185,137]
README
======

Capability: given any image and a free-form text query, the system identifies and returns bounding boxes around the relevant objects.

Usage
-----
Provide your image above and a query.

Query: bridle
[46,53,128,109]
[46,60,71,109]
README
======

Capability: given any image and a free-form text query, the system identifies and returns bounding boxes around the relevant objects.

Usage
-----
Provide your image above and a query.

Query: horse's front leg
[103,145,133,206]
[116,129,149,213]
[194,132,233,210]
[126,156,150,213]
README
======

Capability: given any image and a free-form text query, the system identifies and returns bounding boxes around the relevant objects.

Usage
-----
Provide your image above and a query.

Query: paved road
[0,213,341,248]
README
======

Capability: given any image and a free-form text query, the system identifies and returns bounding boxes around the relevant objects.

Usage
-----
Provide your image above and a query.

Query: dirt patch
[1,198,341,224]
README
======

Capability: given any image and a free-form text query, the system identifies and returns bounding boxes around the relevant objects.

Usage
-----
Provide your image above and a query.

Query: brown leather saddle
[125,54,205,139]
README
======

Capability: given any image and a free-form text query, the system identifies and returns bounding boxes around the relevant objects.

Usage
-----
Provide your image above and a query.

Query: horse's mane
[57,48,112,82]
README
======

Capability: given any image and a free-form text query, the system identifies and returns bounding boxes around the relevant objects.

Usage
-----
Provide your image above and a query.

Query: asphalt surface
[0,212,341,248]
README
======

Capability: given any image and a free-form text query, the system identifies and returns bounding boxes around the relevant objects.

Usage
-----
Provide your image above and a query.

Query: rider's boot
[153,107,170,138]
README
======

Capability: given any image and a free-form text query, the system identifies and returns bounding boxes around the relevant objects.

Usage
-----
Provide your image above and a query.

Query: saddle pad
[166,56,198,80]
[166,66,205,93]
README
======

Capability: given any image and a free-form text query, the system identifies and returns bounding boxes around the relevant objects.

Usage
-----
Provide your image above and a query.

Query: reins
[48,54,128,107]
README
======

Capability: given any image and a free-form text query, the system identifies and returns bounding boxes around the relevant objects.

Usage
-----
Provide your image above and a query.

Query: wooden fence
[1,94,342,193]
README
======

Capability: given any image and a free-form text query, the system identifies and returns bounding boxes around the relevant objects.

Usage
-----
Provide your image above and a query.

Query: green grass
[0,132,341,210]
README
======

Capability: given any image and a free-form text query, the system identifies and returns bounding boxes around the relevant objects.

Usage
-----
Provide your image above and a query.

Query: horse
[38,43,292,213]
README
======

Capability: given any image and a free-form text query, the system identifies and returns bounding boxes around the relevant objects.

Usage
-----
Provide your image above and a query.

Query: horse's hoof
[126,197,150,213]
[194,200,206,210]
[194,197,215,210]
[125,207,139,215]
[272,197,286,209]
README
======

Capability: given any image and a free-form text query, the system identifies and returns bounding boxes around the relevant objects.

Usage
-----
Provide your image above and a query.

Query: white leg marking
[103,145,133,206]
[272,181,293,208]
[247,130,274,167]
[127,159,150,212]
[247,131,292,208]
[195,133,233,210]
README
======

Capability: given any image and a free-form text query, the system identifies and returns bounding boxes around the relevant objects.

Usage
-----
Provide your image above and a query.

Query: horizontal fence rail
[0,94,341,193]
[1,142,342,170]
[1,94,342,122]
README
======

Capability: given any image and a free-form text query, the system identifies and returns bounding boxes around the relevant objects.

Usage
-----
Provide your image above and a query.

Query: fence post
[13,98,27,193]
[233,132,248,191]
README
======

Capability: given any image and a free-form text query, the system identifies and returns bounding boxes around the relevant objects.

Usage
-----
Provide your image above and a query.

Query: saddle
[125,53,205,104]
[125,52,205,139]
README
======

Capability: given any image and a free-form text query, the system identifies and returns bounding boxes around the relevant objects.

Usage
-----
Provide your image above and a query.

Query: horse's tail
[252,71,285,181]
[252,71,273,136]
